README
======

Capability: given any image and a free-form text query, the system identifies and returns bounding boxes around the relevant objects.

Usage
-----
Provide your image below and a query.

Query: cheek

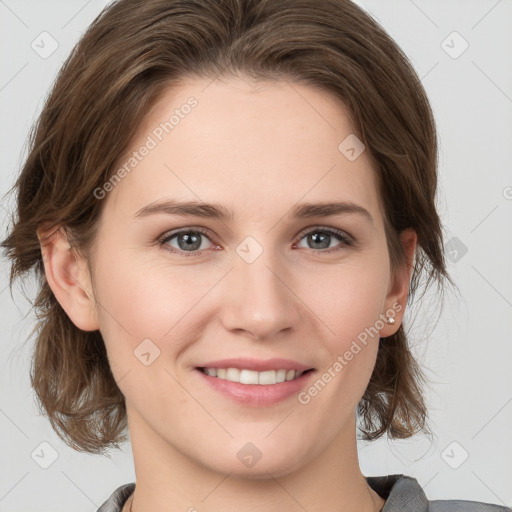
[302,258,389,348]
[91,250,217,363]
[297,259,388,407]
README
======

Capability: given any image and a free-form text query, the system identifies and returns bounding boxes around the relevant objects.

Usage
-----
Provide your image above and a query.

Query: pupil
[310,232,329,249]
[179,232,201,251]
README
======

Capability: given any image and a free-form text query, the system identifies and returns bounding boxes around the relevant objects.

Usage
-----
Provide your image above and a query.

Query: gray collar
[98,474,427,512]
[366,474,428,512]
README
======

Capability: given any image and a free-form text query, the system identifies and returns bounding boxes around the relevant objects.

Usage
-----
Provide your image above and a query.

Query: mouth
[197,367,315,385]
[194,357,317,405]
[195,365,316,406]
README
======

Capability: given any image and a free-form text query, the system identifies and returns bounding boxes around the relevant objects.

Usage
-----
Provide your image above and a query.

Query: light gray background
[1,0,511,510]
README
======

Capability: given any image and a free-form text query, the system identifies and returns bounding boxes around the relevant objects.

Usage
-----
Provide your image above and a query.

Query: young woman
[2,0,509,511]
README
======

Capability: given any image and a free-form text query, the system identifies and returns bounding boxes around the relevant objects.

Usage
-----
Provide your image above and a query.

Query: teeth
[276,369,287,383]
[201,367,307,385]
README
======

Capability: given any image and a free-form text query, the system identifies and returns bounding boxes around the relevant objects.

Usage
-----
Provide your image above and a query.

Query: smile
[198,367,313,385]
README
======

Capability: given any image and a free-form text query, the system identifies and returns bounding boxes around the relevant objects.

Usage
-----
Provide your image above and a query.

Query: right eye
[158,227,216,256]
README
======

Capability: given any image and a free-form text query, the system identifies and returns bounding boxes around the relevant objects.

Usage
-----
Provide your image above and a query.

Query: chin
[202,450,306,480]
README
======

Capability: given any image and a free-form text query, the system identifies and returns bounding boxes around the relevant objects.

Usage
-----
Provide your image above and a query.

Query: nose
[219,248,303,341]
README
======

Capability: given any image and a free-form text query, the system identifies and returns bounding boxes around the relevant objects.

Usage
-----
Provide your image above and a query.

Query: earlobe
[381,228,417,337]
[38,225,99,331]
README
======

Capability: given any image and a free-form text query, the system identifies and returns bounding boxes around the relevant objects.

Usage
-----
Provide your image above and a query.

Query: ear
[38,225,99,331]
[380,228,417,338]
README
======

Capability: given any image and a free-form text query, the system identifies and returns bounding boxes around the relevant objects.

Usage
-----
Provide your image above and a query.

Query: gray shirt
[97,474,511,512]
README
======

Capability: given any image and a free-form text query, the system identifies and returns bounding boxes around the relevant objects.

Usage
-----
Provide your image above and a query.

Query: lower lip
[196,369,315,406]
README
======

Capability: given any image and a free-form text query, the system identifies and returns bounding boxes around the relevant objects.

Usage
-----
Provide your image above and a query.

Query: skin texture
[39,76,417,512]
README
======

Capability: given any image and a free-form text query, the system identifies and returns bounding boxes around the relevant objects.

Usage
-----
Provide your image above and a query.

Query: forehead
[105,76,382,225]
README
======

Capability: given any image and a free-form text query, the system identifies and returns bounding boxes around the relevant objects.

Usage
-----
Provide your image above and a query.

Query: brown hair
[1,0,455,454]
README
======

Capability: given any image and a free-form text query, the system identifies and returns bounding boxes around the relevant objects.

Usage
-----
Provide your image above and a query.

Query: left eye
[159,227,352,256]
[295,228,352,251]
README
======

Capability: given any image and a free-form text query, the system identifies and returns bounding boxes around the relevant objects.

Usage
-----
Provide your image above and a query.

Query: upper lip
[197,357,314,372]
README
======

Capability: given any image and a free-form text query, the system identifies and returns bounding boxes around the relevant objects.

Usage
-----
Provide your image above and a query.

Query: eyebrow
[134,199,374,224]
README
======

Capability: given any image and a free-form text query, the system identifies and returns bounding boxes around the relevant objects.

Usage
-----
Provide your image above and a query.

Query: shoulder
[366,474,511,512]
[97,483,135,512]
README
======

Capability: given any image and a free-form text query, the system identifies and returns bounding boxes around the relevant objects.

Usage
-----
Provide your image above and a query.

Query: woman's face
[82,76,413,477]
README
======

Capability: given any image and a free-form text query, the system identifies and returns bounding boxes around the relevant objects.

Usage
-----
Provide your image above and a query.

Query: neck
[125,408,385,512]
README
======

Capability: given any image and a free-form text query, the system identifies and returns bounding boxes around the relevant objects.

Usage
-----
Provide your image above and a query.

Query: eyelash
[157,226,353,257]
